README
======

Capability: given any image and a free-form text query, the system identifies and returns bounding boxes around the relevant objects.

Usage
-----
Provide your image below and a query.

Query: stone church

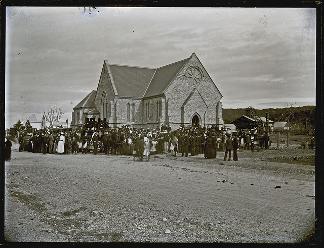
[71,53,224,129]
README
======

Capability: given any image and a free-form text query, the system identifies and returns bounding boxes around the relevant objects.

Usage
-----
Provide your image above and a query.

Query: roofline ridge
[156,56,190,69]
[107,62,155,70]
[73,90,95,109]
[160,56,191,95]
[242,115,256,121]
[104,54,192,71]
[105,61,118,96]
[142,68,158,98]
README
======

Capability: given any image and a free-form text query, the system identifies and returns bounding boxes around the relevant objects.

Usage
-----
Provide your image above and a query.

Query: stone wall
[94,62,116,120]
[71,108,91,126]
[142,97,163,126]
[111,98,143,127]
[165,53,223,129]
[183,89,208,125]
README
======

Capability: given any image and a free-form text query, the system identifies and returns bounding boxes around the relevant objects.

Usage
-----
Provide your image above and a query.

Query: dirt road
[4,150,315,242]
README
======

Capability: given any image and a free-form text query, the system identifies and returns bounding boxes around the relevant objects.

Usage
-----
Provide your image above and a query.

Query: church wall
[94,63,116,120]
[134,100,145,126]
[204,105,217,126]
[71,108,85,126]
[141,96,163,129]
[216,101,224,126]
[113,98,142,127]
[164,54,222,129]
[114,98,128,126]
[71,111,75,126]
[183,90,208,126]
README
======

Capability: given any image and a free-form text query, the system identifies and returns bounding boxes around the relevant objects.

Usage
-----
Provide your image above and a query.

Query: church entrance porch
[192,114,201,127]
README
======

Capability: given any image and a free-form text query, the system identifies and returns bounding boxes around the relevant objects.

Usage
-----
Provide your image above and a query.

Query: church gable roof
[74,90,97,109]
[106,62,155,98]
[143,57,190,98]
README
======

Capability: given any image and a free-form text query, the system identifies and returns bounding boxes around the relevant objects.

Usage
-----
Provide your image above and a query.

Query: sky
[5,7,316,128]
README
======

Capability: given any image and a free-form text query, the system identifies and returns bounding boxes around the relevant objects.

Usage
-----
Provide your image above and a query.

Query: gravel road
[4,150,315,242]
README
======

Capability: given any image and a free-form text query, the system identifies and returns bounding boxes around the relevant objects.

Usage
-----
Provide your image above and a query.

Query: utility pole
[284,103,296,148]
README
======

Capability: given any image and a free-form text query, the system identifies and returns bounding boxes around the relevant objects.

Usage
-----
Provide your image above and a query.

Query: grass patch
[267,155,315,166]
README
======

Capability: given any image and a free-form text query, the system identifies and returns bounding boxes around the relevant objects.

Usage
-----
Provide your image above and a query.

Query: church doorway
[192,114,200,127]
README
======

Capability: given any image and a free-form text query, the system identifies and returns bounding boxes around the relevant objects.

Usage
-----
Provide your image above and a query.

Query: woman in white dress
[143,135,151,161]
[57,132,65,154]
[150,135,157,155]
[172,135,178,157]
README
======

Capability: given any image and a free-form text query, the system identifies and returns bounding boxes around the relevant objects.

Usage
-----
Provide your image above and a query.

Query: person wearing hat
[210,132,217,159]
[48,131,54,154]
[232,132,239,161]
[143,134,151,161]
[57,131,65,154]
[224,133,233,161]
[111,129,117,155]
[181,131,189,157]
[92,130,99,155]
[4,137,12,161]
[171,133,178,157]
[135,134,144,161]
[150,134,157,155]
[102,131,109,155]
[245,131,251,150]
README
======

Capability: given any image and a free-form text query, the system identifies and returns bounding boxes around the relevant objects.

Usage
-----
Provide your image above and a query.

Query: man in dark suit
[182,131,189,157]
[232,133,239,161]
[224,133,233,161]
[5,138,12,161]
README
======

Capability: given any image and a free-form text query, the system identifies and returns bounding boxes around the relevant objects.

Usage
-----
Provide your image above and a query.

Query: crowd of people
[13,118,272,162]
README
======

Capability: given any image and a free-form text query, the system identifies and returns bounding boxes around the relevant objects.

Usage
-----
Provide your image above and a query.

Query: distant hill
[223,106,315,127]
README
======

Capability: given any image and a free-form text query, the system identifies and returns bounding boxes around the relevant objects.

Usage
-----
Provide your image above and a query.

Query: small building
[232,115,274,131]
[72,90,99,126]
[256,116,274,125]
[273,121,289,131]
[25,114,44,130]
[255,116,274,131]
[223,123,236,133]
[52,120,69,129]
[232,115,258,130]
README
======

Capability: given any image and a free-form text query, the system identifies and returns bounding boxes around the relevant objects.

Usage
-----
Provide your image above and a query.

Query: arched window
[156,100,159,121]
[102,91,107,119]
[131,103,135,122]
[76,111,80,124]
[146,102,150,121]
[107,102,111,118]
[127,103,130,122]
[105,102,109,119]
[159,99,162,117]
[149,102,153,120]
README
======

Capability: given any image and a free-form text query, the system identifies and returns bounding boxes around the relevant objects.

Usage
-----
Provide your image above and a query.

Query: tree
[12,120,25,139]
[245,106,256,118]
[44,106,64,128]
[25,120,33,133]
